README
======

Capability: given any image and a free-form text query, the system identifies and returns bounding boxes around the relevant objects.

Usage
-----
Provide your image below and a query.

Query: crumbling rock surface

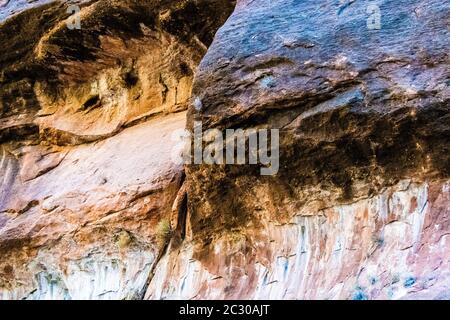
[0,0,449,300]
[147,0,449,300]
[0,0,235,299]
[148,180,449,300]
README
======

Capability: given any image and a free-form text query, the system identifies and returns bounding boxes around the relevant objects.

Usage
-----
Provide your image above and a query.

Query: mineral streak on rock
[147,180,450,300]
[0,0,235,299]
[0,0,449,300]
[155,0,449,300]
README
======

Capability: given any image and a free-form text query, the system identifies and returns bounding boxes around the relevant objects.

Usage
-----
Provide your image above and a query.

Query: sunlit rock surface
[0,112,185,300]
[1,0,449,300]
[0,0,235,300]
[2,251,154,300]
[147,0,449,300]
[147,180,449,300]
[0,0,55,22]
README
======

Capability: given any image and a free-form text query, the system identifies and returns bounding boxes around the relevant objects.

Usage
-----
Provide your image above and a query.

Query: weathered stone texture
[0,0,235,299]
[149,0,449,300]
[0,0,448,300]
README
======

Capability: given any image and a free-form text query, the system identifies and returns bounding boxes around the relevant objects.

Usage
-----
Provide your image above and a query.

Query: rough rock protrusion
[147,0,449,300]
[0,0,235,299]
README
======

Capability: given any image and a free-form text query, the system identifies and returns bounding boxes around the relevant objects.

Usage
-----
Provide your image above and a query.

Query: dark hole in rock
[3,265,13,275]
[179,62,192,76]
[81,95,101,112]
[123,71,139,88]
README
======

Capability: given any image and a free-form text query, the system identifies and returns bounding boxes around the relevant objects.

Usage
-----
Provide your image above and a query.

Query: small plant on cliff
[156,219,172,248]
[116,230,132,249]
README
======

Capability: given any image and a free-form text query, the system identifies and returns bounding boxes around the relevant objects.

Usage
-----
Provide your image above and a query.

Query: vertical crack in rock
[138,173,187,300]
[0,0,236,300]
[1,0,449,301]
[146,0,450,300]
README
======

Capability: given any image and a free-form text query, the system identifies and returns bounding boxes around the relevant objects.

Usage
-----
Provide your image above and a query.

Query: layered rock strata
[0,0,235,299]
[147,0,449,300]
[0,0,449,300]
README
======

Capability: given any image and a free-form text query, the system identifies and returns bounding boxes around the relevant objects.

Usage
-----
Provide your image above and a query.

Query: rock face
[148,180,449,300]
[147,0,450,300]
[1,0,449,300]
[0,0,235,299]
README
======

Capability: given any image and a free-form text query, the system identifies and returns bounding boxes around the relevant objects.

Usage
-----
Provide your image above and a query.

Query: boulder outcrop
[0,0,235,299]
[148,0,449,300]
[0,0,448,300]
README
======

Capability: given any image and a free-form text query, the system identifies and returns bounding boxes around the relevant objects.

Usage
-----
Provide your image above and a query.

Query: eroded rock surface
[148,180,449,300]
[0,0,449,300]
[147,0,449,300]
[0,0,235,299]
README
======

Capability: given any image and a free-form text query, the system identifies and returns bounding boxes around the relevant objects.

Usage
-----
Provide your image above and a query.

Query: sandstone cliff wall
[0,0,448,300]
